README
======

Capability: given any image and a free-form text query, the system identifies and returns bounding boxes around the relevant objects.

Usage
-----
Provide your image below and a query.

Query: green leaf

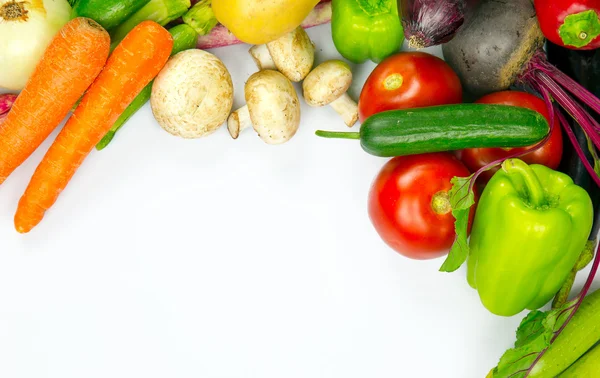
[559,10,600,49]
[439,175,475,272]
[491,299,578,378]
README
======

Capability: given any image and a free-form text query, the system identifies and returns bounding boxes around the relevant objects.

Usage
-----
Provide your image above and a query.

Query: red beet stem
[555,108,600,187]
[401,0,470,49]
[196,0,331,49]
[525,52,600,115]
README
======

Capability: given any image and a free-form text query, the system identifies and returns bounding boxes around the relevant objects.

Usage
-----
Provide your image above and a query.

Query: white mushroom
[151,49,234,138]
[228,70,300,145]
[249,26,315,82]
[302,60,359,127]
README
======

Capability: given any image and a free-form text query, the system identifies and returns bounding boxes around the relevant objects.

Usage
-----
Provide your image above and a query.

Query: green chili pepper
[467,159,594,317]
[331,0,404,63]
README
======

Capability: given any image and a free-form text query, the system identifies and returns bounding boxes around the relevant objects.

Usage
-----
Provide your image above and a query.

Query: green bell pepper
[467,159,593,317]
[331,0,404,63]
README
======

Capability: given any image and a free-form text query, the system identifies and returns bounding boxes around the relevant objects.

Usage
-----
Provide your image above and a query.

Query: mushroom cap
[245,70,301,145]
[151,49,234,139]
[302,60,353,107]
[267,27,315,82]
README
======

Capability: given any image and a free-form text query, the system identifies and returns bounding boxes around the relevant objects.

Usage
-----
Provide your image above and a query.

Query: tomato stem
[431,191,452,215]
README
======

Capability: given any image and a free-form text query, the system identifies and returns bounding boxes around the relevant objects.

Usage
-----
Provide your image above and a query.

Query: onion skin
[0,93,16,125]
[401,0,478,49]
[0,0,71,90]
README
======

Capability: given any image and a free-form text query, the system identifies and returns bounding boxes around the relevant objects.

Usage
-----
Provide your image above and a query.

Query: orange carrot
[14,21,173,233]
[0,18,110,185]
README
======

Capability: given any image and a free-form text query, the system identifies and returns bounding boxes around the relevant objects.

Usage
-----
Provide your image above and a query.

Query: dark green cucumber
[72,0,151,30]
[315,104,549,157]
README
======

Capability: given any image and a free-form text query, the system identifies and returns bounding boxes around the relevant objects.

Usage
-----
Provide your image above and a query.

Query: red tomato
[368,153,476,260]
[457,91,563,183]
[534,0,600,50]
[358,52,462,122]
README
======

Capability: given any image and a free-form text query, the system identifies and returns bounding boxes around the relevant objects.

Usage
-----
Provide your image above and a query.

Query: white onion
[0,0,71,90]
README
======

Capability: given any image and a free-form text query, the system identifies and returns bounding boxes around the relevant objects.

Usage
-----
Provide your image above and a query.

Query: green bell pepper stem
[182,0,218,36]
[502,158,546,207]
[110,0,191,50]
[96,24,198,150]
[331,0,404,63]
[314,130,360,139]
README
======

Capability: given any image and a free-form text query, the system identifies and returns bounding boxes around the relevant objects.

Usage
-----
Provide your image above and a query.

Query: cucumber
[315,104,549,157]
[72,0,151,30]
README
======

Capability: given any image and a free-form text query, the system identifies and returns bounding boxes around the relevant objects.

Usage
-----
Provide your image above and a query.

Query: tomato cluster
[363,52,563,259]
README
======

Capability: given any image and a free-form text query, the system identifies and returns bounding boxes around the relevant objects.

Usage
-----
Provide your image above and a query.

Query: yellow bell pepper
[212,0,320,45]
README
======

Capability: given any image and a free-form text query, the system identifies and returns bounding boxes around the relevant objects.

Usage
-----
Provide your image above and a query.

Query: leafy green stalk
[96,24,198,150]
[557,342,600,377]
[96,85,152,150]
[552,240,595,309]
[491,279,600,378]
[182,0,218,35]
[110,0,191,50]
[439,175,475,272]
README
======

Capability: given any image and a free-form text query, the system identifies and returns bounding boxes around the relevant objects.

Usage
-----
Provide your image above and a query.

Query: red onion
[401,0,478,49]
[0,93,17,125]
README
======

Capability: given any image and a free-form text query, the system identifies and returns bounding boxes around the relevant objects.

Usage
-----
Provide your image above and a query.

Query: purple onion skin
[401,0,478,49]
[0,94,17,117]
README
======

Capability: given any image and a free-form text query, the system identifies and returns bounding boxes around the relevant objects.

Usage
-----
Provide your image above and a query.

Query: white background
[0,24,598,378]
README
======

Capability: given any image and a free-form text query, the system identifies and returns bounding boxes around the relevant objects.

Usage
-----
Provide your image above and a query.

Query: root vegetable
[0,93,17,125]
[302,60,358,127]
[401,0,479,49]
[97,23,200,150]
[0,93,17,117]
[227,70,300,145]
[151,49,234,139]
[249,26,315,82]
[14,21,173,233]
[0,18,110,186]
[0,0,72,90]
[442,0,544,97]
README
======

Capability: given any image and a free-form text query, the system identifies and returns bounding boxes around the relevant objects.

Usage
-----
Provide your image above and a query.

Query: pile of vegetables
[2,0,600,376]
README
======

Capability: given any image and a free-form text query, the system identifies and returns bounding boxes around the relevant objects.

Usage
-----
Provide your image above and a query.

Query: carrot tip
[14,224,31,234]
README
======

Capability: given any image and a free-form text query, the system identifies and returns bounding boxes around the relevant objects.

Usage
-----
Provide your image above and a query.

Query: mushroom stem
[249,44,276,71]
[227,105,253,139]
[329,93,359,127]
